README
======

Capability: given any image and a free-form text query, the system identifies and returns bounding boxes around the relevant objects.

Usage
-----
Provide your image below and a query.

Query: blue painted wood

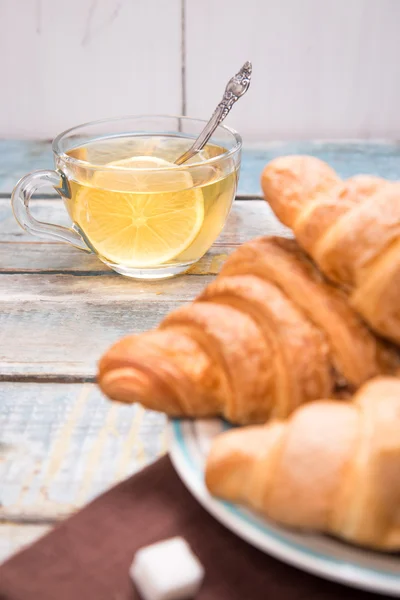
[0,383,166,520]
[0,140,54,194]
[2,139,400,196]
[240,141,400,196]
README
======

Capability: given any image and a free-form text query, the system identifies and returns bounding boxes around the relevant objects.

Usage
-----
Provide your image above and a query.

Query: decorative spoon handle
[175,61,252,166]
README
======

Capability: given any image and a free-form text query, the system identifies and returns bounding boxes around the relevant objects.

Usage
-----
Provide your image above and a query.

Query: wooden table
[1,140,399,562]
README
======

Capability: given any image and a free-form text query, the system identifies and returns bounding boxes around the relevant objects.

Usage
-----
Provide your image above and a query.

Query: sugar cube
[130,536,205,600]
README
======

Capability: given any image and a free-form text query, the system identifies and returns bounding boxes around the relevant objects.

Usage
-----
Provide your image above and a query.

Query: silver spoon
[174,61,252,166]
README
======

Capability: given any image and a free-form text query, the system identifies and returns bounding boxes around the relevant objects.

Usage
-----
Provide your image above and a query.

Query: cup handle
[11,169,91,252]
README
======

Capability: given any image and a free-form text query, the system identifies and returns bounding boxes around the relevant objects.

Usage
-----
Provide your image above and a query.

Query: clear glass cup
[12,115,242,279]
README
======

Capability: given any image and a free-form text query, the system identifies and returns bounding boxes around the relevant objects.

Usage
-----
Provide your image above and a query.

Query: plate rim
[169,418,400,597]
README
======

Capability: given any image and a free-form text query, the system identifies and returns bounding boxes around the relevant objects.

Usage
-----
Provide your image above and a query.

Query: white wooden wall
[1,0,400,140]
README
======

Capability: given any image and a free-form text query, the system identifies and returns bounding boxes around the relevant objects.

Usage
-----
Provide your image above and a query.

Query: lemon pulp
[73,156,204,267]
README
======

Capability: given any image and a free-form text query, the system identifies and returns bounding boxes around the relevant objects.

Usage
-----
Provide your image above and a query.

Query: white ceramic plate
[169,418,400,597]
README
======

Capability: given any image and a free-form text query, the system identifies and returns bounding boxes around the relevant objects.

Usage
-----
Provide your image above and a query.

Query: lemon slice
[74,156,204,267]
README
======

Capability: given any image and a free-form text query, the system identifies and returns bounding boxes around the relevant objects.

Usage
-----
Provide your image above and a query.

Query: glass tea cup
[12,115,242,279]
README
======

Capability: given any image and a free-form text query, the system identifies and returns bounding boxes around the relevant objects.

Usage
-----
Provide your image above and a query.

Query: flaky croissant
[99,237,399,425]
[205,377,400,551]
[261,156,400,345]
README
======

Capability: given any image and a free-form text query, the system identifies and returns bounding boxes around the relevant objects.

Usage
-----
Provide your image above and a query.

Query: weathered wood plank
[0,524,51,564]
[0,383,166,521]
[0,243,237,275]
[0,141,53,195]
[0,199,288,246]
[0,274,217,379]
[0,243,112,274]
[241,142,400,193]
[2,272,215,301]
[2,140,400,195]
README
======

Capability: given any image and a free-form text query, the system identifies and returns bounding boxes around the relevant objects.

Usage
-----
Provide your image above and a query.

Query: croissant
[261,156,400,345]
[98,237,399,425]
[205,377,400,551]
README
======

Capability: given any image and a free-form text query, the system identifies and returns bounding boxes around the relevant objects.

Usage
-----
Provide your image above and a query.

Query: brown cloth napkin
[0,456,390,600]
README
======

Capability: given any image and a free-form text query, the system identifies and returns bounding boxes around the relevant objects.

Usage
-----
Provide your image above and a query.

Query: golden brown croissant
[261,156,400,345]
[218,236,398,388]
[99,237,399,424]
[206,377,400,551]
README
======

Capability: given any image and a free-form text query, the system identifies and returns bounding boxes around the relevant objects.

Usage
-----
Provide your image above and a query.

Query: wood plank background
[186,0,400,140]
[1,141,400,560]
[0,0,182,138]
[1,0,400,140]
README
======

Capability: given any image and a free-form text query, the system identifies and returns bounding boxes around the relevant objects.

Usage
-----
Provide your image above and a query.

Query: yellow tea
[62,136,238,270]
